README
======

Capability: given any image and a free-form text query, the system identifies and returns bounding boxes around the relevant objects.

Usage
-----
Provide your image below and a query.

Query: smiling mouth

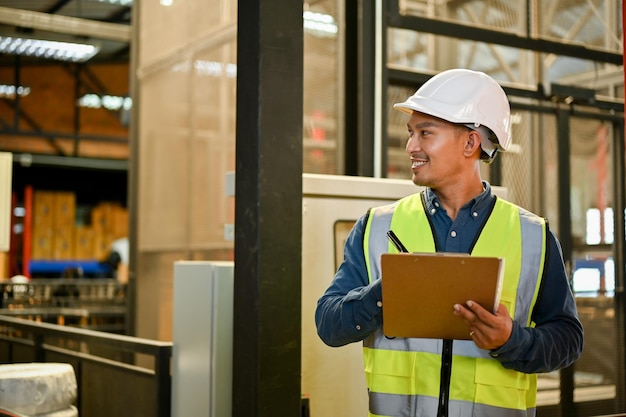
[411,160,427,169]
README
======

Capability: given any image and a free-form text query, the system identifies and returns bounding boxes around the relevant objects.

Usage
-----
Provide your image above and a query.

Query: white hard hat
[393,69,511,160]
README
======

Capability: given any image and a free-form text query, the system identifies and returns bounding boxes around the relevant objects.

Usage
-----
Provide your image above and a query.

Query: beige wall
[134,1,236,341]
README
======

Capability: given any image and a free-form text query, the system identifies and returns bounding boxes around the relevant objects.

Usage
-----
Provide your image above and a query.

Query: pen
[387,230,409,253]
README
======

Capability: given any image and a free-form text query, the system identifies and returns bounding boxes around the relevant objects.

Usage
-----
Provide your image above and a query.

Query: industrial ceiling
[0,0,131,65]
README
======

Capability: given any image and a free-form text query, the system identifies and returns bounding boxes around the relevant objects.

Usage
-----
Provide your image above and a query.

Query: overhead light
[303,11,338,37]
[0,36,100,62]
[78,93,132,111]
[97,0,133,5]
[0,84,31,98]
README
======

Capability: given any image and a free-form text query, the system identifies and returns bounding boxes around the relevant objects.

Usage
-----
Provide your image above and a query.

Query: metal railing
[0,315,172,417]
[1,279,127,333]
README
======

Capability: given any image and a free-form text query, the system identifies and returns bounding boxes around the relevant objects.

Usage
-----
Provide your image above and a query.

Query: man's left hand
[453,301,513,350]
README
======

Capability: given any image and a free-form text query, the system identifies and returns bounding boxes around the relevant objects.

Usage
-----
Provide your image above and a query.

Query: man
[315,69,583,417]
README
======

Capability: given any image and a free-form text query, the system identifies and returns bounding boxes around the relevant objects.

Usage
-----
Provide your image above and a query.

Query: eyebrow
[407,121,443,130]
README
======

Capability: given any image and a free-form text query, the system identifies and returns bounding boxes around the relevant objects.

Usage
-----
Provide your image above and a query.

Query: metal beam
[612,118,626,412]
[0,127,128,144]
[12,153,128,171]
[386,1,622,65]
[0,6,131,42]
[233,0,303,416]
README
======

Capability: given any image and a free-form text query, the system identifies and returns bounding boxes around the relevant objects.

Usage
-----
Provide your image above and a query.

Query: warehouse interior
[0,0,625,416]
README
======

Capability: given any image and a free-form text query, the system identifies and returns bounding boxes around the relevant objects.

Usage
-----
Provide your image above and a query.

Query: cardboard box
[0,251,8,279]
[53,192,76,229]
[33,191,55,230]
[52,229,74,260]
[92,202,122,232]
[93,231,115,261]
[32,191,77,260]
[32,227,54,259]
[111,206,128,239]
[74,226,95,260]
[31,193,125,261]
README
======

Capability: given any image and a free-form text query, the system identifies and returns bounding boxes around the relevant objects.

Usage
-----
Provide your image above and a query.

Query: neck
[433,180,484,222]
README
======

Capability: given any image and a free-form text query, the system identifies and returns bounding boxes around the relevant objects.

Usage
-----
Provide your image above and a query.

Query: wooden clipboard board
[381,252,504,340]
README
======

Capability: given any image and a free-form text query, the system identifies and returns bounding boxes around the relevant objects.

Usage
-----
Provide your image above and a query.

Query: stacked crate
[32,191,76,260]
[73,224,95,260]
[91,201,128,260]
[31,191,128,261]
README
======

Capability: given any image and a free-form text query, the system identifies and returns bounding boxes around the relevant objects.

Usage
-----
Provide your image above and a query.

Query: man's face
[404,111,470,189]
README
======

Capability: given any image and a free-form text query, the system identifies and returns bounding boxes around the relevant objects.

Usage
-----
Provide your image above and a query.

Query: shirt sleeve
[315,214,384,347]
[489,231,584,373]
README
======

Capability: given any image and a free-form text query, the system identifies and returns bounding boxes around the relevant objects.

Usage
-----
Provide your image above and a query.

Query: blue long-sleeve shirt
[315,182,584,373]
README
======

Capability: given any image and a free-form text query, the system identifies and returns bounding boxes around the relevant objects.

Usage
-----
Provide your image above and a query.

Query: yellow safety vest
[362,192,546,417]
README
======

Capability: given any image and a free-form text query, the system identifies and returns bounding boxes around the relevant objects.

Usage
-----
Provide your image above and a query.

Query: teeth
[412,161,426,168]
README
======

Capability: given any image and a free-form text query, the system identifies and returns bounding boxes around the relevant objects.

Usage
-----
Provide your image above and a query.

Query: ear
[464,130,483,158]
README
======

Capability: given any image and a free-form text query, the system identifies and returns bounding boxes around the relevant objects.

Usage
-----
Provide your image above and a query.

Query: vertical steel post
[557,108,575,416]
[234,1,303,416]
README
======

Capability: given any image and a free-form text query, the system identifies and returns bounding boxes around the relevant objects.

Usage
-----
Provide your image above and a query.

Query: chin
[411,175,425,187]
[411,173,433,188]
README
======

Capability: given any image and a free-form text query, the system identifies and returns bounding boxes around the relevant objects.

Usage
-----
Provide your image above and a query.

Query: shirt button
[376,301,383,308]
[430,208,436,214]
[451,231,457,238]
[356,324,362,331]
[434,202,440,207]
[473,212,478,217]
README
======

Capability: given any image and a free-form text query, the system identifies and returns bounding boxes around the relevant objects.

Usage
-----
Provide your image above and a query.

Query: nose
[405,133,419,154]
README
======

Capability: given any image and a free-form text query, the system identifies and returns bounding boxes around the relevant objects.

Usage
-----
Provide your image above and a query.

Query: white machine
[171,173,505,417]
[171,261,234,417]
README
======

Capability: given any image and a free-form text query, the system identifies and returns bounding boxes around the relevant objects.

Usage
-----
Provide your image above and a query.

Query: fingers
[453,300,485,322]
[464,300,495,319]
[454,301,513,349]
[453,303,484,342]
[454,300,500,322]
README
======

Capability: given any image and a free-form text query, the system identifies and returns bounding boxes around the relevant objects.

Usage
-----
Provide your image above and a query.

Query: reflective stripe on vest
[368,393,536,417]
[361,192,546,417]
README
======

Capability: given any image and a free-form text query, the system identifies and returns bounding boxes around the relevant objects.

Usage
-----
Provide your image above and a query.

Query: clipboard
[381,252,504,340]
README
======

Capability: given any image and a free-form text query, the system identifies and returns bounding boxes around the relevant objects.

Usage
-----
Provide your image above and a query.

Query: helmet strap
[464,124,497,158]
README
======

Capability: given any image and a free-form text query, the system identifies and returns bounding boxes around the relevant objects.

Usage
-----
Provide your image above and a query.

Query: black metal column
[489,154,502,186]
[380,0,389,178]
[613,119,626,412]
[345,0,378,177]
[126,0,141,338]
[344,0,359,176]
[616,13,626,412]
[359,0,376,176]
[234,1,303,416]
[556,108,575,416]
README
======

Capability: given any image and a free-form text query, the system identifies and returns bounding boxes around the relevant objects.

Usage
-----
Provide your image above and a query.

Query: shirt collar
[422,181,494,216]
